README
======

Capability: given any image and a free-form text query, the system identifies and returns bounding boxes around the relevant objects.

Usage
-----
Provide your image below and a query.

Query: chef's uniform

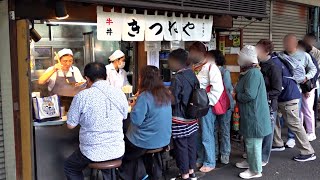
[106,50,130,89]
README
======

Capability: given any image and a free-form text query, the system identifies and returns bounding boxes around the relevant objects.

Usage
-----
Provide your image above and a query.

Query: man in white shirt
[64,62,128,180]
[38,48,85,97]
[105,50,130,89]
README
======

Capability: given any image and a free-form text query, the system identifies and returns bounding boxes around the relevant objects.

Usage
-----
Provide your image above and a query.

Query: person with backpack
[282,34,317,146]
[270,39,316,162]
[189,42,224,173]
[207,50,234,165]
[169,49,200,180]
[234,45,272,179]
[255,40,282,167]
[297,40,320,141]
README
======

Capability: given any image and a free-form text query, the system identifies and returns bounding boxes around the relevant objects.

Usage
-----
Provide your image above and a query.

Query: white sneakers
[236,160,267,169]
[286,138,296,148]
[239,169,262,179]
[307,133,317,142]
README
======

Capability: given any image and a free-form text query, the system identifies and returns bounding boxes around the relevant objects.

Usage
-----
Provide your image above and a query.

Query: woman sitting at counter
[119,66,172,180]
[38,48,85,97]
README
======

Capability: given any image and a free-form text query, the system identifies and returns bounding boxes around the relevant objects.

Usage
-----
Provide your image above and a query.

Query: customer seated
[64,62,128,180]
[119,66,172,180]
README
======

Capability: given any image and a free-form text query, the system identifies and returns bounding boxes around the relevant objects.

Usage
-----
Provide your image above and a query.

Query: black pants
[119,137,163,180]
[173,132,197,175]
[64,148,118,180]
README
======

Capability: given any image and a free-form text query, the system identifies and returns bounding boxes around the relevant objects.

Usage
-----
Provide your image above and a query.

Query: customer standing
[234,45,272,179]
[119,66,172,180]
[271,39,316,162]
[64,62,128,180]
[207,50,234,165]
[256,40,282,166]
[169,49,199,180]
[284,34,317,144]
[189,42,224,173]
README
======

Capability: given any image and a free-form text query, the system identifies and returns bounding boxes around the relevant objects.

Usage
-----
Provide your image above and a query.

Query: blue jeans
[197,109,216,168]
[215,110,232,157]
[245,138,263,173]
[287,97,302,139]
[262,111,276,163]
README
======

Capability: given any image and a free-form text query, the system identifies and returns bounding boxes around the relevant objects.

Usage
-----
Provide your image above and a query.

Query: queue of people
[54,33,320,180]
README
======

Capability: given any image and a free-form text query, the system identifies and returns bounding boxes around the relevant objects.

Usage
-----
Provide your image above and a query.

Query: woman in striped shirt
[169,49,199,180]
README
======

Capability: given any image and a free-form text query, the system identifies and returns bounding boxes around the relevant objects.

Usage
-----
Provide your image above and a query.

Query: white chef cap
[109,50,125,62]
[58,48,73,59]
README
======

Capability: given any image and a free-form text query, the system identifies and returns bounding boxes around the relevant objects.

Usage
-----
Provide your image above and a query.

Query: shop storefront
[7,0,268,179]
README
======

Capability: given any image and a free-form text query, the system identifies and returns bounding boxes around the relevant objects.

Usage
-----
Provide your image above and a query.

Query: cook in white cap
[38,48,85,97]
[105,50,129,89]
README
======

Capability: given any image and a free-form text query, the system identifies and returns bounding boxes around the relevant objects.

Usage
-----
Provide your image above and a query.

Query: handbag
[33,94,61,120]
[206,65,231,115]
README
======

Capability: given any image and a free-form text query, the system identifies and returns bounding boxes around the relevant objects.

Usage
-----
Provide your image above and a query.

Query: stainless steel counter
[33,118,90,180]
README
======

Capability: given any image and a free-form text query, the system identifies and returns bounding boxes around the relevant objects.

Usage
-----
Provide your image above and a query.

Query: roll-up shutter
[68,0,268,18]
[232,0,271,46]
[272,1,308,51]
[0,84,5,179]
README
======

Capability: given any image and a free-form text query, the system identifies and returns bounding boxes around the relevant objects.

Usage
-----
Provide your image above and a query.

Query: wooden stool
[88,159,122,180]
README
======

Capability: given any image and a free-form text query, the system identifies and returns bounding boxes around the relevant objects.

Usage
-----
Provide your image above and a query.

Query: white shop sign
[96,6,213,42]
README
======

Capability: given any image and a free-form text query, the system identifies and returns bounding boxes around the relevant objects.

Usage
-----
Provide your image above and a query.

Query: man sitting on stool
[64,62,128,180]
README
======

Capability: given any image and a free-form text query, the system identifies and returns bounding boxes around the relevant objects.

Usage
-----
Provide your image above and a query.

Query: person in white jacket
[105,50,130,89]
[189,42,224,173]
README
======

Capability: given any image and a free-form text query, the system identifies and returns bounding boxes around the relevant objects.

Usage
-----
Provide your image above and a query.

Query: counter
[33,117,90,180]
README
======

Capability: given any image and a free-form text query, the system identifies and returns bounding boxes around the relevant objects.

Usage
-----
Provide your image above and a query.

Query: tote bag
[206,65,230,115]
[33,94,61,120]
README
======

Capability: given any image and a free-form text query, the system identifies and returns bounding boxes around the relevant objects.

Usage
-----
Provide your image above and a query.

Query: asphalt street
[166,128,320,180]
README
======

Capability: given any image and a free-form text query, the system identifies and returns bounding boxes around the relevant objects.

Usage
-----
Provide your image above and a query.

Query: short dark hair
[189,41,207,54]
[298,40,312,53]
[84,62,106,82]
[169,48,189,65]
[256,39,274,55]
[305,33,316,40]
[207,50,226,66]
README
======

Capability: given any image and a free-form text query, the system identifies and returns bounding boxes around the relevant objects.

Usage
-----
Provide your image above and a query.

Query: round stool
[88,159,122,180]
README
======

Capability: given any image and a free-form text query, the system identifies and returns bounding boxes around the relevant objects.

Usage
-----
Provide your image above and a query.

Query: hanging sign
[97,7,123,41]
[122,12,146,41]
[201,16,214,42]
[164,13,182,41]
[96,7,213,42]
[145,13,167,41]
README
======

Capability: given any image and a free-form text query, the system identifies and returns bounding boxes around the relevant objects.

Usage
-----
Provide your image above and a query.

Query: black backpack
[181,74,210,119]
[300,53,320,93]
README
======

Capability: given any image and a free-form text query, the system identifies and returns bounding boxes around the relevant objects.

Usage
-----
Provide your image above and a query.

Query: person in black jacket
[256,39,282,165]
[169,49,199,180]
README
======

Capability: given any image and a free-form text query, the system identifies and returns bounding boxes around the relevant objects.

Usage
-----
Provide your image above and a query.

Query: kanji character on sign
[183,22,195,36]
[128,19,140,37]
[149,23,163,35]
[106,28,113,36]
[168,21,178,36]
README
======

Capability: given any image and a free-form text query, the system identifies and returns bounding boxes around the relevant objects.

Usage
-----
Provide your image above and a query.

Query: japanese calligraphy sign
[96,6,213,42]
[122,14,146,41]
[145,15,167,41]
[164,13,182,41]
[97,7,123,41]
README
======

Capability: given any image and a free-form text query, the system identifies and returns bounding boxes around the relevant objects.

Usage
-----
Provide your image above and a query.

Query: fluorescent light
[45,21,97,26]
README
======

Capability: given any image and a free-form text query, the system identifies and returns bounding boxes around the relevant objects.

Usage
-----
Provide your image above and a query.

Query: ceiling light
[45,21,97,26]
[55,0,69,20]
[30,28,42,42]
